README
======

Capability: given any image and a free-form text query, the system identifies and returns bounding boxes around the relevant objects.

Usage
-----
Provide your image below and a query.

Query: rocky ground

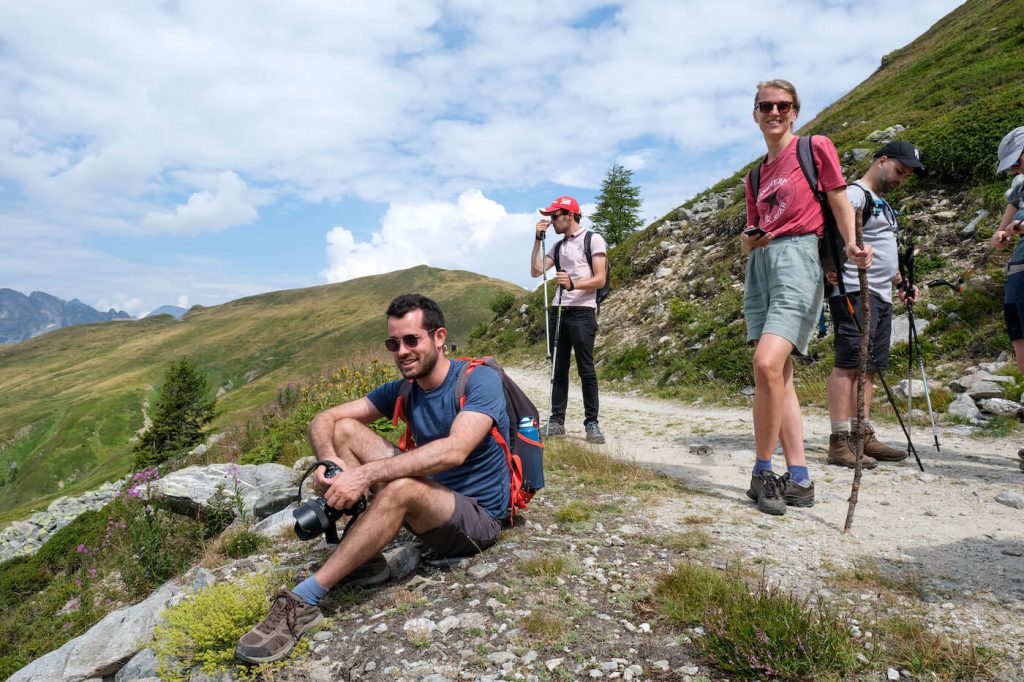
[203,365,1024,681]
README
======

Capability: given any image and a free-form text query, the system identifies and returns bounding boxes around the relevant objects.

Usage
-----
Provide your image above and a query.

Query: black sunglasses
[756,101,794,114]
[384,329,437,352]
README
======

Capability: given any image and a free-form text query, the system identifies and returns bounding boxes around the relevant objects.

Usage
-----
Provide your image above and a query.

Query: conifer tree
[133,358,216,469]
[590,164,643,247]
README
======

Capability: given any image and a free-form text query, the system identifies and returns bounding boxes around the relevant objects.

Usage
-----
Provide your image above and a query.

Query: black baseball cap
[874,140,925,174]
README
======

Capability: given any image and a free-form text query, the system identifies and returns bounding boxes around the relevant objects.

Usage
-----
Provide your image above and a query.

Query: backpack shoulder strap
[849,182,874,227]
[391,379,417,451]
[796,135,822,198]
[583,231,594,274]
[552,238,568,271]
[453,357,487,407]
[748,161,763,198]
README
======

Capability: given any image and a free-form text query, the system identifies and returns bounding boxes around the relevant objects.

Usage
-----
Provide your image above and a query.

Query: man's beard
[400,345,439,380]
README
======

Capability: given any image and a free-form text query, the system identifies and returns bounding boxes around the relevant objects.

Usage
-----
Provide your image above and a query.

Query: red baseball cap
[539,196,580,216]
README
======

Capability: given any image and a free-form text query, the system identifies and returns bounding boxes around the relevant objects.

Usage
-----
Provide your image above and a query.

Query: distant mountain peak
[0,289,132,344]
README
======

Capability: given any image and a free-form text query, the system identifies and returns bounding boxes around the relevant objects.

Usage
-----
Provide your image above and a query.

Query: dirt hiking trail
[511,363,1024,661]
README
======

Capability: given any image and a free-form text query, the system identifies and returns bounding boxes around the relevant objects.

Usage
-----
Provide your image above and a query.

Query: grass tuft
[878,615,999,681]
[521,609,567,644]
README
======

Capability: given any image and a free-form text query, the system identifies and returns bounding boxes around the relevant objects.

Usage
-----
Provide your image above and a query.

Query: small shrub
[34,508,109,576]
[489,291,517,315]
[522,609,565,643]
[554,501,592,524]
[519,555,565,582]
[0,556,49,610]
[218,530,267,559]
[879,615,998,680]
[154,573,304,681]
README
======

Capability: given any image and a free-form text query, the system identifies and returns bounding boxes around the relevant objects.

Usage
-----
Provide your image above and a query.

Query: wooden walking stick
[844,206,871,533]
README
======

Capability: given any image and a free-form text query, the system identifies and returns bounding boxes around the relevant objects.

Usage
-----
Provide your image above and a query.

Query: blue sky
[0,1,961,316]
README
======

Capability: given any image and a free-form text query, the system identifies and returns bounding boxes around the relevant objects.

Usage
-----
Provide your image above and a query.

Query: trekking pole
[547,283,565,423]
[541,233,551,361]
[903,241,941,453]
[906,302,941,452]
[903,239,914,455]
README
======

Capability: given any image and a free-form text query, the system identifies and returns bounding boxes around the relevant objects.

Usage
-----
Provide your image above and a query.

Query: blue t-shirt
[367,360,511,518]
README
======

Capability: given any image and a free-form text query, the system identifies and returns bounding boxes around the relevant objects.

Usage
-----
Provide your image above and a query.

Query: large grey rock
[890,314,928,347]
[950,370,1011,393]
[978,398,1021,417]
[385,543,421,578]
[996,492,1024,510]
[9,581,183,682]
[152,463,296,519]
[255,502,300,538]
[947,394,981,421]
[113,648,158,682]
[967,381,1006,400]
[894,379,926,400]
[253,487,295,519]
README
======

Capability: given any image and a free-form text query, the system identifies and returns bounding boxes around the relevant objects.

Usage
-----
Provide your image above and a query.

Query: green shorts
[744,234,824,356]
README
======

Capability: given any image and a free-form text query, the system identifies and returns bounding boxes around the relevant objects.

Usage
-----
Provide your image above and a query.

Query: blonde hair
[754,79,801,113]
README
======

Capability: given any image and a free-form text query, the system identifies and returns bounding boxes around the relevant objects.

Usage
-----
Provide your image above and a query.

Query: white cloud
[323,190,535,287]
[141,172,257,235]
[176,295,190,309]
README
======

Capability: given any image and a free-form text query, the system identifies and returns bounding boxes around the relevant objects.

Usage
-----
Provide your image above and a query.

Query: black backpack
[552,231,610,310]
[747,135,847,277]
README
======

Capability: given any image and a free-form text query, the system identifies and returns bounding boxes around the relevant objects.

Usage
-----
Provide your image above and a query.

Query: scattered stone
[894,379,926,400]
[546,658,564,672]
[978,398,1020,416]
[995,492,1024,510]
[467,562,498,580]
[947,394,981,421]
[961,209,989,236]
[890,314,928,347]
[652,659,670,671]
[967,381,1006,400]
[887,667,900,680]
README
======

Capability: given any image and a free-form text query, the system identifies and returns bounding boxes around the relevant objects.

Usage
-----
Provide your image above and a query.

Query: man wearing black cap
[825,141,924,468]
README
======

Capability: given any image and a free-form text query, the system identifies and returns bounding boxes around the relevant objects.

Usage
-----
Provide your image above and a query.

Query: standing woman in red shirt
[740,79,872,516]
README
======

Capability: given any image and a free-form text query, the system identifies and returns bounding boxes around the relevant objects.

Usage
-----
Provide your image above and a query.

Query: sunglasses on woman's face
[756,101,793,114]
[384,329,437,352]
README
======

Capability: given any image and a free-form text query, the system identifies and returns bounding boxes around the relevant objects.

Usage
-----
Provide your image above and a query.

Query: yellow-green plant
[153,574,309,681]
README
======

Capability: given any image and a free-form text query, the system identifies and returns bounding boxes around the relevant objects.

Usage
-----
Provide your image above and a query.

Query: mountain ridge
[0,288,132,345]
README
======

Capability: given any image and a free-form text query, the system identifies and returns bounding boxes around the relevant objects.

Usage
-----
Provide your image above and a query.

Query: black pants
[548,307,599,425]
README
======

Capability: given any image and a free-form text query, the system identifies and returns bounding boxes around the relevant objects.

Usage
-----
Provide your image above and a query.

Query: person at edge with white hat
[990,126,1024,472]
[530,196,608,444]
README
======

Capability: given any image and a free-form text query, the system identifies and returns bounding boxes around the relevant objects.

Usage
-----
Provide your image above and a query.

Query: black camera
[293,460,365,543]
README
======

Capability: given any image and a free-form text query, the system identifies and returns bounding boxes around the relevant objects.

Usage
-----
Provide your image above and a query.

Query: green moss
[154,573,309,681]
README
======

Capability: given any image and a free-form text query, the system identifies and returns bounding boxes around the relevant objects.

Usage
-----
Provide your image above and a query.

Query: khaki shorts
[744,234,824,356]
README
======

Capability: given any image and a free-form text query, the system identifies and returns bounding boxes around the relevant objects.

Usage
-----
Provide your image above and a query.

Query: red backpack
[391,357,544,520]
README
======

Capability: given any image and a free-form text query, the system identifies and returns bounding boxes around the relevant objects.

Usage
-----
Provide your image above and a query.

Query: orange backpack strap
[391,379,416,451]
[454,356,529,521]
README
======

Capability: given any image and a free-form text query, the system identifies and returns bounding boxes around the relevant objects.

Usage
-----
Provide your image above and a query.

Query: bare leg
[1013,339,1024,375]
[752,333,797,463]
[330,418,399,469]
[828,367,858,423]
[776,355,807,467]
[315,477,455,589]
[846,371,875,422]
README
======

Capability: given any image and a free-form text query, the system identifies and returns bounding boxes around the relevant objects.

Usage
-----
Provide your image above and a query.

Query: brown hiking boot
[826,431,878,469]
[235,590,323,664]
[862,426,908,462]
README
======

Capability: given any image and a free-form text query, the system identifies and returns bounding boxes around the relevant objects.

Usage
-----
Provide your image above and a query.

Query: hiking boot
[339,552,389,587]
[752,471,786,516]
[235,590,323,664]
[584,421,606,444]
[747,472,815,509]
[541,420,565,438]
[826,431,878,469]
[862,426,908,462]
[781,474,815,508]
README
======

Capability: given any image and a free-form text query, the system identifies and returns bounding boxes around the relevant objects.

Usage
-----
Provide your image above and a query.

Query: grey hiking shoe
[584,421,606,444]
[752,471,786,516]
[863,426,908,462]
[827,431,878,469]
[541,420,565,438]
[747,472,814,509]
[339,553,390,587]
[235,590,323,664]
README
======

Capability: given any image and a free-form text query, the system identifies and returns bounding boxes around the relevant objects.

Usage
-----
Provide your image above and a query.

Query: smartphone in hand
[743,226,767,238]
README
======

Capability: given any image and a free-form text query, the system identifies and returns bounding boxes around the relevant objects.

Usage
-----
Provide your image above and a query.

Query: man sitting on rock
[236,293,511,664]
[825,141,923,468]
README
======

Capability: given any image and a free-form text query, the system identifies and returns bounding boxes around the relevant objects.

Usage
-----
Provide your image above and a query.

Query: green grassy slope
[0,266,521,520]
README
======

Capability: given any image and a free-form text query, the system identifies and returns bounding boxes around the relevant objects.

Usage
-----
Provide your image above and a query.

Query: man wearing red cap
[530,196,608,444]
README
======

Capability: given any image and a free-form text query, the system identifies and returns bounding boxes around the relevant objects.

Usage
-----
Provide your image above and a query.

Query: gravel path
[511,364,1024,662]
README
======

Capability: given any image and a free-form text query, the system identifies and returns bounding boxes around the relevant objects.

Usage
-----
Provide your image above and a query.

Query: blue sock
[292,575,328,606]
[753,459,773,475]
[788,465,811,487]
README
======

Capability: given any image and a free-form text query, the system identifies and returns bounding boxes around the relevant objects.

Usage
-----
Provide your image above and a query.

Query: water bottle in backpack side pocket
[517,416,545,493]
